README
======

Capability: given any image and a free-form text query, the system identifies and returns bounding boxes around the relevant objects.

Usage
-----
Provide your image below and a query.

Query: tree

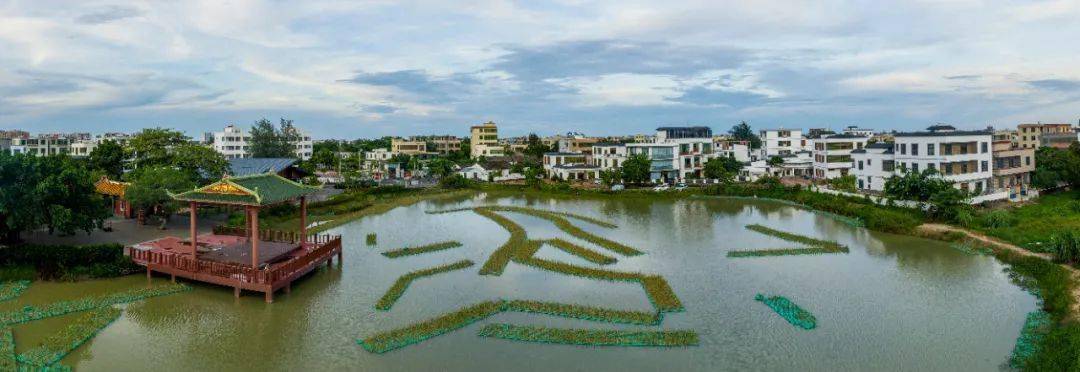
[621,154,651,184]
[311,148,337,170]
[390,153,412,171]
[127,128,188,169]
[125,167,196,225]
[599,168,622,186]
[828,174,857,192]
[524,133,550,158]
[427,158,455,178]
[0,153,110,242]
[172,144,229,184]
[703,157,736,183]
[249,118,295,158]
[1033,145,1080,189]
[729,121,762,149]
[88,139,125,179]
[524,167,544,188]
[883,169,953,201]
[767,156,784,166]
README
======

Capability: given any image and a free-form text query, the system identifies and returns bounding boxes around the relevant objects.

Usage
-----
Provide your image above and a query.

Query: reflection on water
[12,194,1037,371]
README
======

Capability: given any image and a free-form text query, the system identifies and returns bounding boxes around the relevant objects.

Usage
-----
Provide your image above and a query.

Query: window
[912,163,919,173]
[858,179,864,189]
[981,161,988,172]
[981,142,988,153]
[928,163,936,171]
[900,143,907,155]
[912,144,919,156]
[927,144,935,156]
[858,160,863,170]
[1026,156,1031,166]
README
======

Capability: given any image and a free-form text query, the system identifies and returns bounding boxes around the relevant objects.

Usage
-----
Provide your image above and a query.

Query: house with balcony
[590,143,627,169]
[542,152,598,181]
[810,133,868,179]
[759,128,809,158]
[623,126,717,182]
[991,139,1035,199]
[850,142,895,191]
[851,125,995,196]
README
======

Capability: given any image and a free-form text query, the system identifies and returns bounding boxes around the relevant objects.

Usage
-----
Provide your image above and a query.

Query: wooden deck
[128,226,342,303]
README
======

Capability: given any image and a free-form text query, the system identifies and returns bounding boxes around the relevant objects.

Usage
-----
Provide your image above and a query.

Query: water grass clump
[1,327,14,371]
[376,260,474,311]
[0,283,189,325]
[483,206,618,228]
[504,300,661,325]
[16,307,122,368]
[755,294,817,330]
[476,324,699,347]
[359,300,507,354]
[0,280,30,302]
[1009,310,1051,368]
[542,239,617,265]
[474,208,529,275]
[728,224,848,257]
[366,233,377,246]
[381,241,463,258]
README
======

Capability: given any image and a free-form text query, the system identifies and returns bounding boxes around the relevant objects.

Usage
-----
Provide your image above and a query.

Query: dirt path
[918,223,1080,319]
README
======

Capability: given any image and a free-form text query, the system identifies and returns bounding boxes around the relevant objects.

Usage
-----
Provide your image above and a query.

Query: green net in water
[1009,310,1050,369]
[755,294,817,330]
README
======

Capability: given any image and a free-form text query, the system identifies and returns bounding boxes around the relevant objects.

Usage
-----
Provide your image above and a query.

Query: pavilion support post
[189,202,198,255]
[299,196,307,248]
[250,206,260,268]
[265,290,273,303]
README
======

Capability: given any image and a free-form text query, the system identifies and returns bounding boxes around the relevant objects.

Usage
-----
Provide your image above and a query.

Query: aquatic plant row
[0,283,190,325]
[359,300,507,354]
[728,224,848,257]
[542,239,617,265]
[476,324,699,347]
[0,327,13,371]
[503,300,661,325]
[755,294,817,330]
[376,260,475,311]
[486,206,642,256]
[0,281,31,302]
[381,241,463,258]
[366,233,377,246]
[16,307,122,369]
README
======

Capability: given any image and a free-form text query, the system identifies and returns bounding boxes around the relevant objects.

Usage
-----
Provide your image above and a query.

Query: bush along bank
[375,260,475,311]
[0,244,141,281]
[476,324,699,347]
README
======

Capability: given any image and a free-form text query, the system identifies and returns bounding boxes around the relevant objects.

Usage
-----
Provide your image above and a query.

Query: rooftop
[228,158,300,177]
[171,173,321,207]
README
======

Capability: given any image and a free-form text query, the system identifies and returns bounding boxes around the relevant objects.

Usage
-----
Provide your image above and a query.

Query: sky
[1,0,1079,139]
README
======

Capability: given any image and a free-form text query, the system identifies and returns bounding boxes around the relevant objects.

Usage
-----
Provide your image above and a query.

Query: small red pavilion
[95,176,133,219]
[128,173,342,303]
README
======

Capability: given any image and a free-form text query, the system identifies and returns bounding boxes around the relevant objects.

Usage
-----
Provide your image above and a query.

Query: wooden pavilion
[128,173,342,303]
[94,176,133,219]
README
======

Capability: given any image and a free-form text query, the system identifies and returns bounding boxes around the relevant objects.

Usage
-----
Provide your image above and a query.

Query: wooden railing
[132,228,342,287]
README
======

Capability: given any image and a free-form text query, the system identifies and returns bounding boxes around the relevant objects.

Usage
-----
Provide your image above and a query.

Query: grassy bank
[967,190,1080,253]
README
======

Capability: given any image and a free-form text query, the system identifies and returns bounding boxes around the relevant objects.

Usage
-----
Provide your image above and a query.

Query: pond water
[8,193,1038,371]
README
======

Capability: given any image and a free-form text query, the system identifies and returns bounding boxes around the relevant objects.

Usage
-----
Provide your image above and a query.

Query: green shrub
[0,244,140,280]
[0,280,30,302]
[1047,231,1080,265]
[982,210,1016,229]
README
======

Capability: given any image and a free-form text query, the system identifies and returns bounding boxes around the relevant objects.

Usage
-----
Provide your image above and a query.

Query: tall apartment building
[1017,123,1073,149]
[469,121,503,158]
[759,128,809,158]
[851,125,993,194]
[211,124,313,160]
[811,133,868,179]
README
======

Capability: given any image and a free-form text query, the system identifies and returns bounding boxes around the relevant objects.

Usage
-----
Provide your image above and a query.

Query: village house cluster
[3,120,1078,204]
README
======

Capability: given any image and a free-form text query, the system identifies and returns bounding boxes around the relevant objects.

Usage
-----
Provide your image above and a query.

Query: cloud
[342,70,481,104]
[1026,79,1080,92]
[74,6,143,25]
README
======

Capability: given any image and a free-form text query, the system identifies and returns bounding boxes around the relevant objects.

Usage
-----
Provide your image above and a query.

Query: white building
[9,136,71,156]
[811,133,868,179]
[714,140,752,163]
[759,128,809,158]
[850,142,895,191]
[590,143,627,169]
[623,127,718,182]
[851,125,994,194]
[211,124,313,160]
[842,126,875,137]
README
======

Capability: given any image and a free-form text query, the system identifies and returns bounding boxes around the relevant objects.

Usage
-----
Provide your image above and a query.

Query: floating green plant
[504,300,661,325]
[542,239,617,265]
[640,276,684,313]
[483,206,618,228]
[376,260,475,311]
[518,256,641,282]
[755,294,817,330]
[487,206,642,256]
[474,208,529,276]
[366,233,377,246]
[0,283,190,325]
[381,241,463,258]
[476,324,699,347]
[1,327,13,371]
[358,300,507,354]
[0,280,30,302]
[16,307,122,368]
[728,224,848,257]
[1010,310,1051,368]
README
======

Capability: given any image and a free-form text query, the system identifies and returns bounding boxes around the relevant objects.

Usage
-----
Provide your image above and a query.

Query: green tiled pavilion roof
[171,173,320,206]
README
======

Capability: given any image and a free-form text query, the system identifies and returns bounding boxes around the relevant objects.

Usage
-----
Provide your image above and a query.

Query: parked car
[675,182,687,191]
[652,183,670,192]
[611,183,625,191]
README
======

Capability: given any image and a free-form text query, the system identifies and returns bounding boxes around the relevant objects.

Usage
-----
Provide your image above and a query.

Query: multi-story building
[850,142,895,191]
[69,140,97,157]
[1040,132,1078,149]
[759,128,808,158]
[993,130,1018,148]
[590,143,627,169]
[211,124,313,160]
[991,138,1035,197]
[623,126,717,182]
[391,136,461,155]
[423,135,462,154]
[714,140,752,163]
[9,136,72,156]
[1017,123,1073,149]
[542,152,598,180]
[0,130,30,140]
[851,125,994,194]
[557,132,600,155]
[469,121,503,158]
[0,138,11,155]
[390,137,427,155]
[811,133,868,179]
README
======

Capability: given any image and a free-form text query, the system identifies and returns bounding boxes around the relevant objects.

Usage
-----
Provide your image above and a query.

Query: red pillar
[299,196,307,248]
[250,206,260,268]
[189,202,198,255]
